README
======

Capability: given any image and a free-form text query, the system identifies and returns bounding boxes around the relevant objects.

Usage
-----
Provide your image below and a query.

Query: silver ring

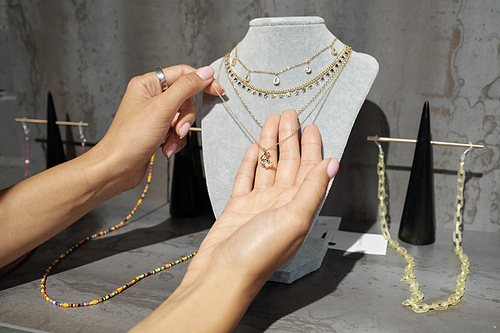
[154,66,168,91]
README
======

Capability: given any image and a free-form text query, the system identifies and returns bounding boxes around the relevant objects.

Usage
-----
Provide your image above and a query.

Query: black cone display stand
[46,92,66,169]
[170,132,201,218]
[398,101,436,245]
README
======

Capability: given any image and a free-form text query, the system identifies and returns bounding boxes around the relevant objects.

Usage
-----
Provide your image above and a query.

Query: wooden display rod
[367,136,484,149]
[15,118,89,127]
[15,118,203,132]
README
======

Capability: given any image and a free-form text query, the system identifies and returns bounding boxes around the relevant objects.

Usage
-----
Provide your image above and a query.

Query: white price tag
[310,216,387,255]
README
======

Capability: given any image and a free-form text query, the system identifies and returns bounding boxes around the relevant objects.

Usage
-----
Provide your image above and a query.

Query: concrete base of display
[269,237,328,284]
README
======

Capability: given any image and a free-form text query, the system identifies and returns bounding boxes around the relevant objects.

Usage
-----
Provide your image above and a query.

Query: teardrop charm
[244,72,250,82]
[331,46,338,56]
[273,75,280,86]
[231,57,237,66]
[305,63,312,74]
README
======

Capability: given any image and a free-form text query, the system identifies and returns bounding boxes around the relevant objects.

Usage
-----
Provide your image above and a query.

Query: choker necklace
[227,44,348,99]
[40,155,197,307]
[214,45,351,168]
[231,38,338,86]
[375,139,471,313]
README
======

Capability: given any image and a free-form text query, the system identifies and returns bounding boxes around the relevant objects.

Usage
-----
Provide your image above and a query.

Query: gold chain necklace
[227,44,347,98]
[213,45,351,168]
[225,46,351,128]
[376,145,470,313]
[232,38,338,86]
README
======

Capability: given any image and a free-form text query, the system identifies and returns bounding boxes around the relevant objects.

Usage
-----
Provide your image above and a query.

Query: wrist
[131,266,264,332]
[85,140,149,195]
[79,144,133,200]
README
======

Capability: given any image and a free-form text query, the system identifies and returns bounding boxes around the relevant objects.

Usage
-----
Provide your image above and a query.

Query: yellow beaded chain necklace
[375,138,471,313]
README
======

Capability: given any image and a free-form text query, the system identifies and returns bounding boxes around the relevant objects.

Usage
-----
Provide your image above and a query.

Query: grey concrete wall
[1,0,499,233]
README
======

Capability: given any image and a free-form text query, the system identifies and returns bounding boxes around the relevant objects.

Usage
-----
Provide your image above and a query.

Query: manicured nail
[212,81,225,95]
[196,66,215,81]
[166,143,178,158]
[327,159,337,179]
[179,122,191,139]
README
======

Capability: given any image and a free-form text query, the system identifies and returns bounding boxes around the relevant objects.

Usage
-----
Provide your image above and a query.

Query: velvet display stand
[398,101,436,245]
[202,17,379,283]
[46,91,66,169]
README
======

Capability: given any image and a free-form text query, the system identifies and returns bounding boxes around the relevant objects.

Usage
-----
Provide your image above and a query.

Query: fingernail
[166,143,178,158]
[196,66,215,81]
[213,81,225,95]
[327,159,338,179]
[179,122,191,139]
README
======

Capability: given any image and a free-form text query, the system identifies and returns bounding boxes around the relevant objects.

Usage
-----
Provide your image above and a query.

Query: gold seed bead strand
[376,152,469,313]
[40,155,197,307]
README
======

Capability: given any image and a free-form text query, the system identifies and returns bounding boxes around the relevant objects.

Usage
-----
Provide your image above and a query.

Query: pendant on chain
[260,149,274,169]
[273,75,280,86]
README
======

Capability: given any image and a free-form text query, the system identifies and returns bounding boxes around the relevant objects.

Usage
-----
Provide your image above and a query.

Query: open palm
[186,109,338,286]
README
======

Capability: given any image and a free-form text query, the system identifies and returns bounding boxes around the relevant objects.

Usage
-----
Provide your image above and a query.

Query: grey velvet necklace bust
[202,16,379,219]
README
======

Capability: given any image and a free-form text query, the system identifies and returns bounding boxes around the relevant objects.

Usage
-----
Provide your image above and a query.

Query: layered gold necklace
[213,43,352,168]
[231,37,339,87]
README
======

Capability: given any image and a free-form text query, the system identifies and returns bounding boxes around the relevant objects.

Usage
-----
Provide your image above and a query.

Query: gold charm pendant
[260,150,274,169]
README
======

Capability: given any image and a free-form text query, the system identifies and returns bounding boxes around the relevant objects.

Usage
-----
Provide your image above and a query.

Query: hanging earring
[79,121,87,154]
[22,118,30,179]
[0,119,32,277]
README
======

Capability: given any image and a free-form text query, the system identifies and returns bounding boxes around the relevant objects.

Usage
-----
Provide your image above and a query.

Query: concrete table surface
[0,200,498,332]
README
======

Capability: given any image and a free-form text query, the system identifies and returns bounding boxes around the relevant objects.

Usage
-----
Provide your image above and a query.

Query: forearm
[130,269,264,332]
[0,144,131,267]
[0,66,218,268]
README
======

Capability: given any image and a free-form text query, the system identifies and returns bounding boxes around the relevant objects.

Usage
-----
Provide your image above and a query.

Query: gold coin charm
[260,150,274,169]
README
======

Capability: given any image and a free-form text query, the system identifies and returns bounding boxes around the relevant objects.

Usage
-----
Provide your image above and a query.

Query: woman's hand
[94,65,224,191]
[131,109,339,332]
[0,65,224,267]
[187,109,338,288]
